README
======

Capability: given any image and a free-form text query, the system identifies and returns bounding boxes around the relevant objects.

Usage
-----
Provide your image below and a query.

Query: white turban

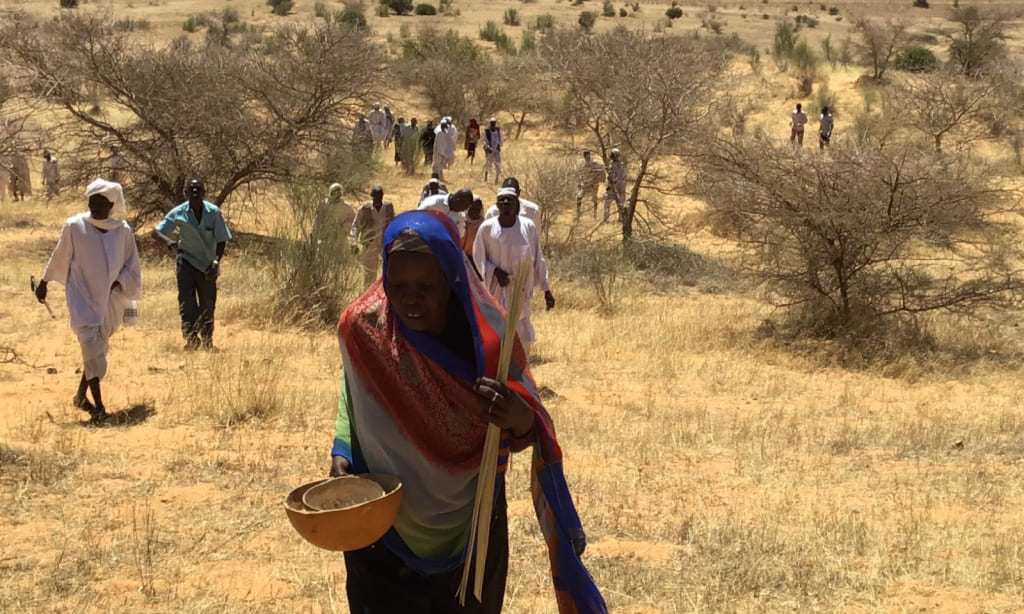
[85,178,127,217]
[497,187,518,199]
[329,183,343,196]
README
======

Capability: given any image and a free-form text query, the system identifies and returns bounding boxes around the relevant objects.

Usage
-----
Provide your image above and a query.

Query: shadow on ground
[81,402,157,428]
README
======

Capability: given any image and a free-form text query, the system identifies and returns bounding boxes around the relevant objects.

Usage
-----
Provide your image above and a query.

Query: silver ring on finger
[491,390,501,403]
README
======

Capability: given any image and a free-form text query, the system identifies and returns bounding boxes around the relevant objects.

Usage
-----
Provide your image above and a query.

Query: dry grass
[3,1,1024,613]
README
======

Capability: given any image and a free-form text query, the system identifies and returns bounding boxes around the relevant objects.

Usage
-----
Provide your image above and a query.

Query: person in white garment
[482,117,503,185]
[350,184,396,288]
[418,187,473,237]
[484,176,541,231]
[431,119,455,180]
[41,150,60,200]
[35,178,142,422]
[368,103,387,148]
[472,187,555,357]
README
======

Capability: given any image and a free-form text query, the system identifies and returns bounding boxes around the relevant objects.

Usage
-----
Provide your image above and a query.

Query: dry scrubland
[3,0,1024,613]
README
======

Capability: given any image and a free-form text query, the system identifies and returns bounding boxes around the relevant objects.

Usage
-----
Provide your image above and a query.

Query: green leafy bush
[414,3,437,15]
[894,46,938,72]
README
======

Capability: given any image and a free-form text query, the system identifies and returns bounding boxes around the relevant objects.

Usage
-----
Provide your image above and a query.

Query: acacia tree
[886,70,997,152]
[948,6,1009,78]
[0,12,387,220]
[542,27,730,243]
[698,139,1024,335]
[852,18,906,81]
[393,27,489,124]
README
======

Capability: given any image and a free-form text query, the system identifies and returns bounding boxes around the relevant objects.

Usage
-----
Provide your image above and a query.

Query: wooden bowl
[284,473,402,552]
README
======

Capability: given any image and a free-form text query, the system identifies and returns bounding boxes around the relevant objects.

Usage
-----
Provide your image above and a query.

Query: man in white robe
[484,176,542,231]
[432,119,455,180]
[36,178,141,422]
[483,118,503,185]
[418,187,472,237]
[472,187,555,357]
[368,103,387,148]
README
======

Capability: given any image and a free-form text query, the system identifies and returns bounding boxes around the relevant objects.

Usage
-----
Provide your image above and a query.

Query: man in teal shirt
[152,179,232,350]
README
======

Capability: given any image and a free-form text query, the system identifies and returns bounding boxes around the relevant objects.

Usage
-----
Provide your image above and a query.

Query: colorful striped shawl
[333,211,607,613]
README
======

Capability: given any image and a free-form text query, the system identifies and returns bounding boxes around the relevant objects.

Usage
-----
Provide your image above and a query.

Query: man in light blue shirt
[151,179,232,350]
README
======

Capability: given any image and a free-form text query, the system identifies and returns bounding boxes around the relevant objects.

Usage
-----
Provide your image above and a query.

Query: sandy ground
[4,1,1024,613]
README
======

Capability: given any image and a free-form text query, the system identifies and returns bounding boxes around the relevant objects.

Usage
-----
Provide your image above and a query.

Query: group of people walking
[354,105,505,185]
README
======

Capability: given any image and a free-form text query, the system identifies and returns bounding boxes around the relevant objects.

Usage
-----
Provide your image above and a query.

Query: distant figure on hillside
[443,116,457,166]
[790,103,808,147]
[36,179,140,422]
[392,117,407,166]
[399,118,420,170]
[604,148,626,221]
[819,106,834,150]
[483,117,503,185]
[465,117,480,163]
[41,150,60,200]
[420,120,435,166]
[152,179,233,351]
[353,114,373,154]
[383,104,396,148]
[368,103,387,148]
[108,146,129,183]
[576,150,603,217]
[350,184,395,288]
[10,152,31,201]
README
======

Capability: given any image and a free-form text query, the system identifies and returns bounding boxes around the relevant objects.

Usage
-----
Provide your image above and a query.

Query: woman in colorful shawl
[332,210,606,614]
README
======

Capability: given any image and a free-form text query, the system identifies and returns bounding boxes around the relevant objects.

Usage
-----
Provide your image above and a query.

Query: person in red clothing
[790,103,808,147]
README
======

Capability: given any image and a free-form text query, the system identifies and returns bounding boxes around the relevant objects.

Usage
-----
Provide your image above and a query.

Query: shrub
[828,6,839,15]
[222,6,241,23]
[267,0,293,16]
[377,3,391,16]
[314,1,327,18]
[912,0,929,6]
[894,46,938,72]
[383,0,414,15]
[521,29,536,52]
[619,8,628,17]
[59,0,78,7]
[339,7,369,28]
[534,14,555,30]
[700,140,1024,338]
[414,3,437,15]
[578,11,597,31]
[666,5,684,19]
[504,8,520,25]
[114,18,151,31]
[270,183,363,328]
[480,20,502,41]
[182,14,212,32]
[495,33,517,55]
[603,1,616,17]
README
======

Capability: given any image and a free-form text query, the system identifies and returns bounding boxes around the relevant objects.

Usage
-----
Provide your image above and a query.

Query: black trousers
[176,258,217,344]
[344,491,508,614]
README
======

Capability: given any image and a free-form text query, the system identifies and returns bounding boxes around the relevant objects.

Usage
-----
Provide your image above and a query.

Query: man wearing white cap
[484,176,541,230]
[604,148,627,220]
[35,178,141,422]
[473,187,555,357]
[483,117,503,185]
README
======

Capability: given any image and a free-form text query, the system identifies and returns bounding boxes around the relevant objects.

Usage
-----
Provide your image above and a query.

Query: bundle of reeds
[457,257,532,605]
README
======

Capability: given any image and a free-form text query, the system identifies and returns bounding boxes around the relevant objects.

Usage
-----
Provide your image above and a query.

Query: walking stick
[30,276,56,319]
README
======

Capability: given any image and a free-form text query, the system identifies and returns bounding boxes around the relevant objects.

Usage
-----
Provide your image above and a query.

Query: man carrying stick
[473,187,555,358]
[35,179,141,422]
